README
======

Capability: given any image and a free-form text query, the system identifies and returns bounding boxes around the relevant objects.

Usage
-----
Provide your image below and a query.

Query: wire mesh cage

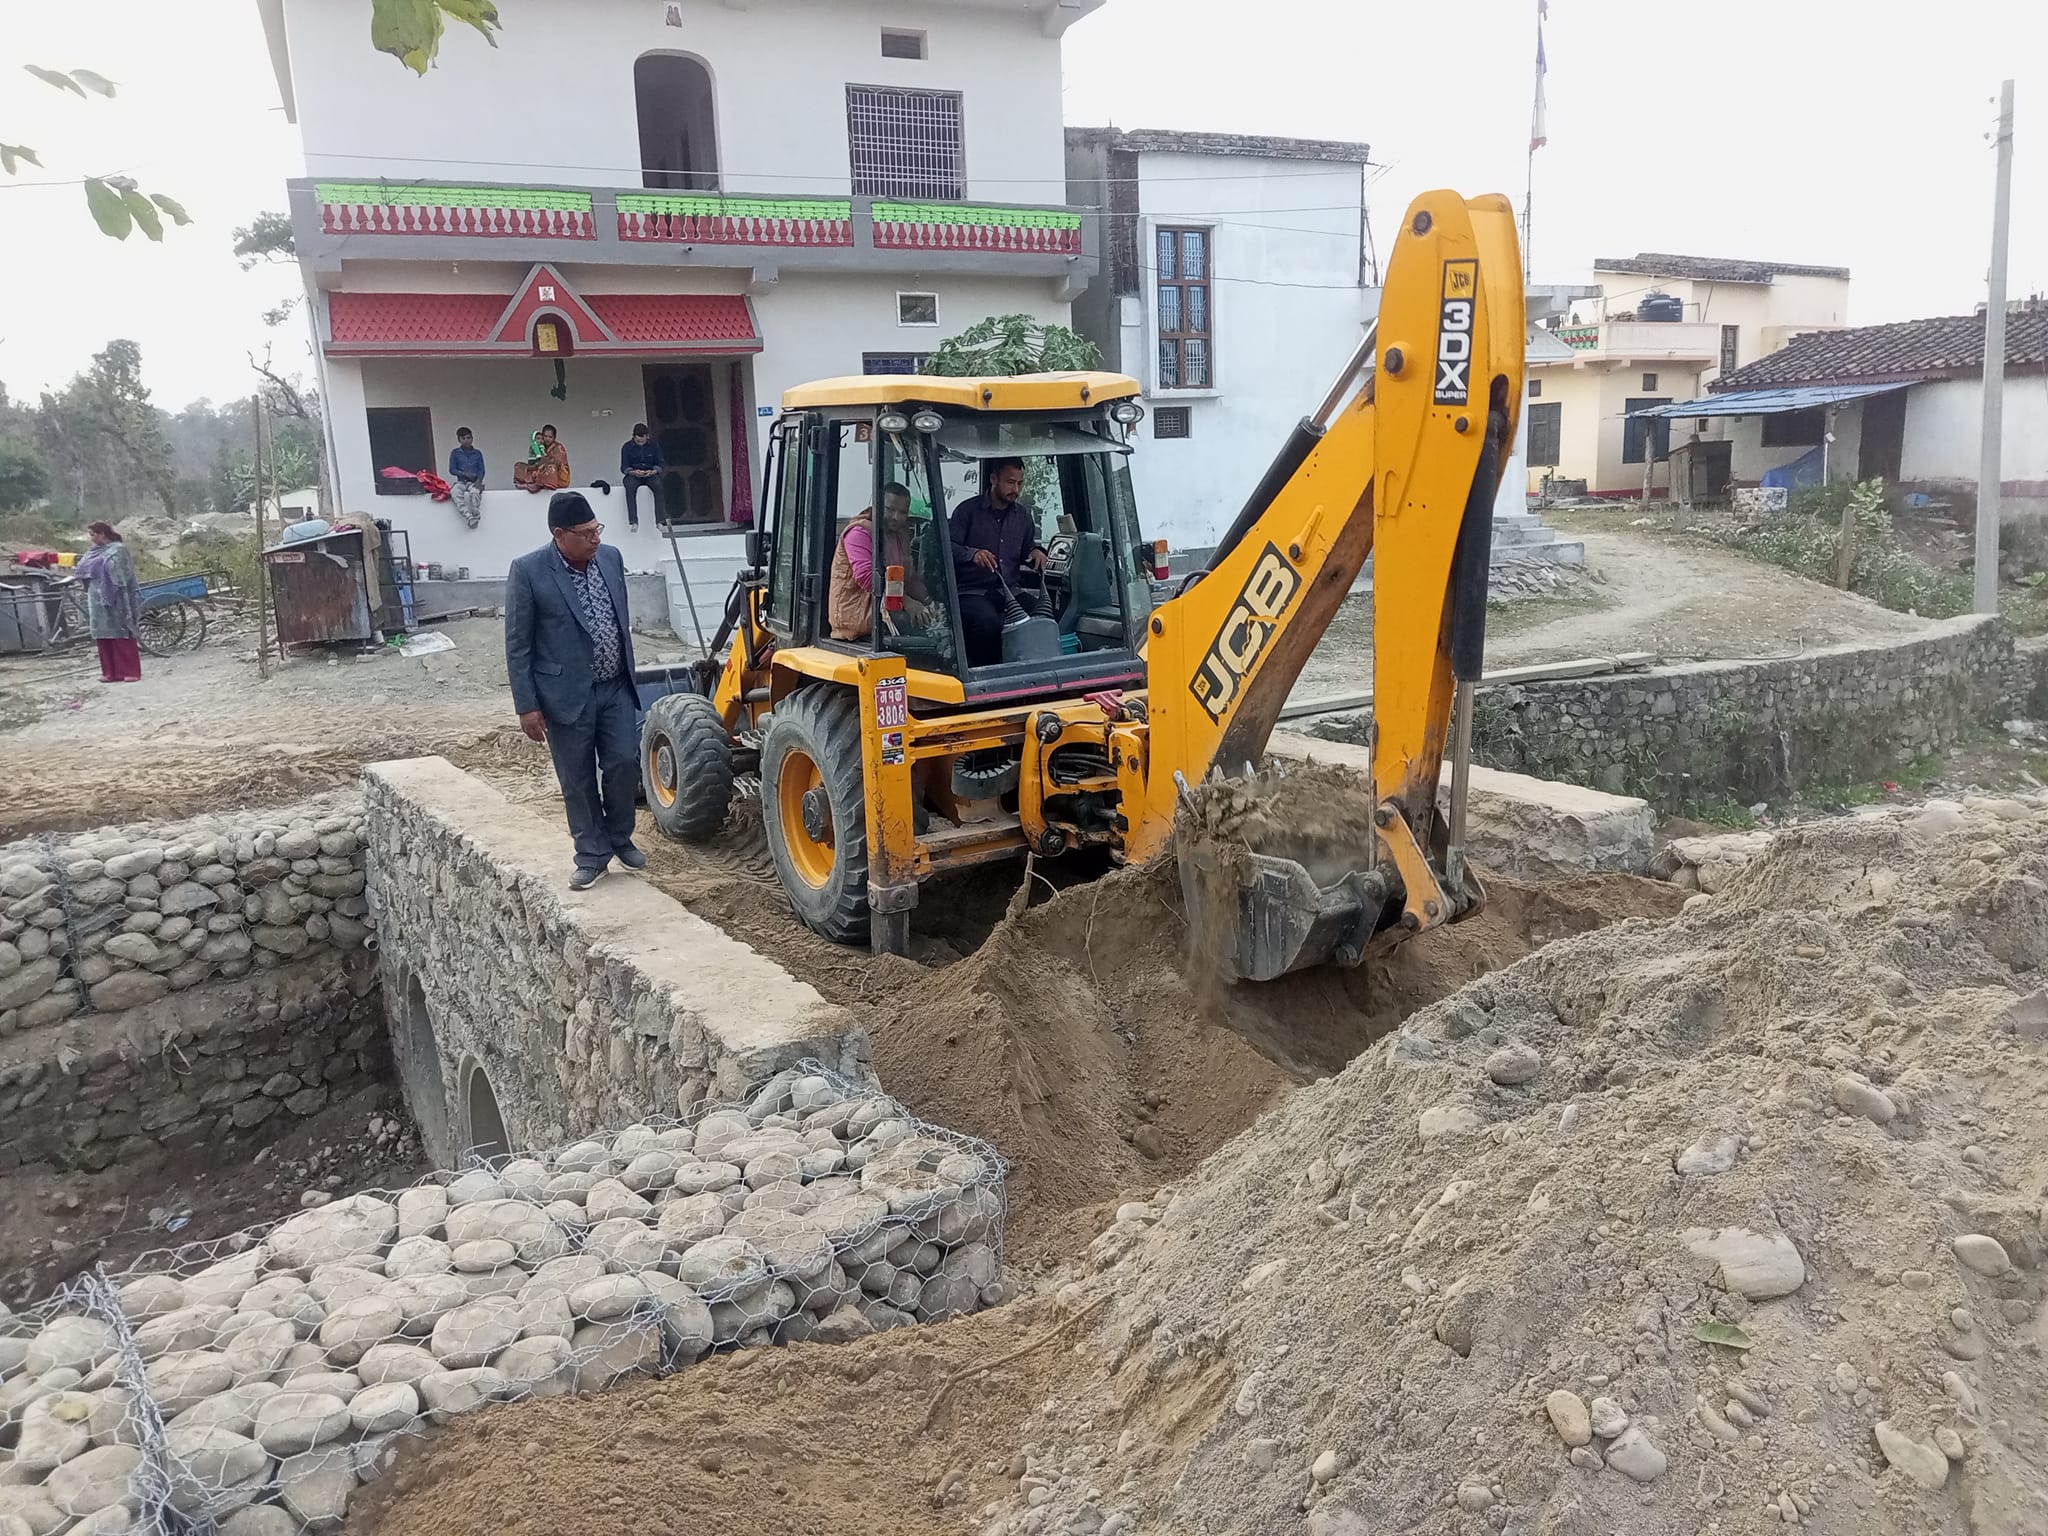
[0,1060,1007,1534]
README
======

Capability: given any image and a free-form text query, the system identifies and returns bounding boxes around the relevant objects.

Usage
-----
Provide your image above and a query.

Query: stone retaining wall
[0,949,386,1176]
[1309,615,2022,809]
[0,793,373,1041]
[363,758,871,1167]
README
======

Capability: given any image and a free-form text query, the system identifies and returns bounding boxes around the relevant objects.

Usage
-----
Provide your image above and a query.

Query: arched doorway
[396,974,452,1166]
[635,54,719,191]
[461,1057,511,1166]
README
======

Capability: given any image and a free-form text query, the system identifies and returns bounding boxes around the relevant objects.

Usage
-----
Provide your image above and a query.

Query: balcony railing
[1552,319,1720,361]
[309,180,1084,259]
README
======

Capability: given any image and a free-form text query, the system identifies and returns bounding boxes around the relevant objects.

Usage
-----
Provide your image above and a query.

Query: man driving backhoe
[950,457,1048,665]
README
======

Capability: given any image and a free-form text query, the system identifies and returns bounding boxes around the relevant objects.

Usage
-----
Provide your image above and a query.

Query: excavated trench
[635,770,1684,1268]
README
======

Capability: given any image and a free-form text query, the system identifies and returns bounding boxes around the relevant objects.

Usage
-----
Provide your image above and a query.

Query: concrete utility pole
[1975,79,2015,614]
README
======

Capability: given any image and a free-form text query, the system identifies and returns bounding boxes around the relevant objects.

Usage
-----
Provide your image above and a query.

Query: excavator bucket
[1175,837,1389,982]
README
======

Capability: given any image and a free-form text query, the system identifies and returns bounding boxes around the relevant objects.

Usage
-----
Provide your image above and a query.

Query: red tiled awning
[323,267,760,357]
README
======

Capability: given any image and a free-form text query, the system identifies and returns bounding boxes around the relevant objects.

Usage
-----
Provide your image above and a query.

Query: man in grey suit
[505,491,646,890]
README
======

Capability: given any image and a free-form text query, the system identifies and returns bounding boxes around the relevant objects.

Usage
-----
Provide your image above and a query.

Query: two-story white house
[1063,128,1374,552]
[255,0,1104,611]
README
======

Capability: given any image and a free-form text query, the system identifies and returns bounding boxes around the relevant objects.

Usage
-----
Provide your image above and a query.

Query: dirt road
[1291,524,1931,700]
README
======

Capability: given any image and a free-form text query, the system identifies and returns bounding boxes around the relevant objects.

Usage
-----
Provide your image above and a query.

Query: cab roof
[779,371,1142,413]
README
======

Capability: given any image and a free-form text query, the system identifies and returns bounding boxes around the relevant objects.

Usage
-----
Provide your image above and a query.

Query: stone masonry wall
[0,948,386,1176]
[1310,615,2022,809]
[0,792,374,1040]
[364,758,871,1166]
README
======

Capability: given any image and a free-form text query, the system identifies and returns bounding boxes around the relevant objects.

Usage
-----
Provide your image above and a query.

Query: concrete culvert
[394,972,452,1167]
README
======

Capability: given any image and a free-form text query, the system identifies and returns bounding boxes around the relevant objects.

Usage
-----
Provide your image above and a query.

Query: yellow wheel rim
[777,749,835,888]
[647,735,678,809]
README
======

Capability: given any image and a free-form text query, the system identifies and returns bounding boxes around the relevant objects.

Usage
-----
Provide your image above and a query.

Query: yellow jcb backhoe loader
[639,189,1523,980]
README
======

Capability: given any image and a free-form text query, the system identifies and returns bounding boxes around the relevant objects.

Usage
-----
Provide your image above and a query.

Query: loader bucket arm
[1133,190,1525,977]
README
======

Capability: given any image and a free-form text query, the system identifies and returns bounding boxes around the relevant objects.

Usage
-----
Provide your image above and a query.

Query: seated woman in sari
[513,425,569,493]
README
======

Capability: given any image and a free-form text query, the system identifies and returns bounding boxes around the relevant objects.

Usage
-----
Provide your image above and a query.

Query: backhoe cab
[640,189,1525,979]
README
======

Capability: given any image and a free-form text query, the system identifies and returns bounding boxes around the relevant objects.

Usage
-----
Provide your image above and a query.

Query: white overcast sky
[1,0,2042,410]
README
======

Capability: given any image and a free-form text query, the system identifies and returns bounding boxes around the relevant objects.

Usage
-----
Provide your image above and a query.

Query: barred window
[1154,406,1192,439]
[847,85,964,201]
[1155,226,1213,389]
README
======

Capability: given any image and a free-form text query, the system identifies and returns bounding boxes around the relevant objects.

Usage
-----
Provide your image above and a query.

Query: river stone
[81,1386,141,1449]
[672,1161,741,1196]
[450,1239,518,1275]
[691,1111,754,1162]
[655,1192,728,1249]
[552,1140,608,1174]
[446,1169,506,1207]
[147,1352,236,1416]
[417,1367,507,1423]
[25,1318,115,1378]
[1544,1389,1593,1446]
[317,1296,404,1365]
[443,1200,569,1264]
[353,1343,439,1388]
[383,1235,452,1280]
[1683,1226,1806,1298]
[183,1252,269,1310]
[515,1292,574,1341]
[584,1217,668,1274]
[66,1506,137,1535]
[430,1301,522,1368]
[220,1506,298,1536]
[116,1275,186,1322]
[709,1282,796,1345]
[388,1274,468,1337]
[252,1390,349,1455]
[915,1270,978,1323]
[1874,1420,1949,1490]
[521,1254,609,1303]
[165,1383,278,1439]
[277,1447,355,1532]
[160,1423,268,1494]
[395,1186,448,1240]
[1418,1105,1485,1139]
[726,1213,833,1279]
[15,1392,94,1472]
[676,1235,768,1298]
[1832,1075,1897,1126]
[1605,1428,1667,1483]
[542,1171,598,1205]
[543,1199,589,1231]
[569,1321,662,1394]
[1953,1234,2011,1277]
[583,1179,653,1224]
[620,1151,682,1193]
[270,1195,397,1269]
[223,1317,298,1382]
[306,1266,389,1308]
[493,1336,575,1398]
[0,1493,65,1536]
[568,1275,653,1323]
[348,1381,418,1435]
[280,1372,361,1401]
[499,1159,549,1200]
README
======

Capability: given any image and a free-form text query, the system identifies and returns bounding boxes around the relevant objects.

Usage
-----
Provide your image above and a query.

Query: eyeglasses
[561,523,604,540]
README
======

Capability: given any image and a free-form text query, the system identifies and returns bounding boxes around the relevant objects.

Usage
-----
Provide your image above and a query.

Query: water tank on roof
[1638,292,1684,323]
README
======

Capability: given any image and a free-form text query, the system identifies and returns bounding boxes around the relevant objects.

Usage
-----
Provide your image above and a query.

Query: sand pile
[971,795,2048,1536]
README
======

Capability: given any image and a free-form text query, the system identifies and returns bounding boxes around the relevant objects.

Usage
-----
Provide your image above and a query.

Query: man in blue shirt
[619,424,664,529]
[950,458,1047,665]
[504,492,646,889]
[447,427,485,529]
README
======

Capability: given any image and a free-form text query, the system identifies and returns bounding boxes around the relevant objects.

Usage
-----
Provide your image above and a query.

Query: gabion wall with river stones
[0,1061,1007,1535]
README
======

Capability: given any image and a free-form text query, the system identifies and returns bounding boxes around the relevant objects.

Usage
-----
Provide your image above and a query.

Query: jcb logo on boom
[1189,543,1302,722]
[1434,258,1478,406]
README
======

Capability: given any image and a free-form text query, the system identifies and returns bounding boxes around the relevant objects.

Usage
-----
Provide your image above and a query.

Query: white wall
[1117,151,1369,550]
[1901,375,2048,483]
[281,0,1070,203]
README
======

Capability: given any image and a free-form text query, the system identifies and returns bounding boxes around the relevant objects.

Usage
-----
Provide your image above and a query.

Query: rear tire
[761,685,869,945]
[642,692,735,843]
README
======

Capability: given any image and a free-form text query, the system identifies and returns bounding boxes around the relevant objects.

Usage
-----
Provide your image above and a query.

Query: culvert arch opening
[461,1056,510,1165]
[396,971,452,1167]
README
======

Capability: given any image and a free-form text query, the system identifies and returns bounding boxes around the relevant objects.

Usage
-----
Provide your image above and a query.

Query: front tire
[642,692,735,843]
[761,686,869,944]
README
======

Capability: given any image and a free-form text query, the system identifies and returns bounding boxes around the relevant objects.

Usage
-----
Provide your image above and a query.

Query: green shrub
[1724,478,1968,618]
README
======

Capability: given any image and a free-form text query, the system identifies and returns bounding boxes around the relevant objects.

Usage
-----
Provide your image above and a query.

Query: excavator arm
[1128,190,1526,978]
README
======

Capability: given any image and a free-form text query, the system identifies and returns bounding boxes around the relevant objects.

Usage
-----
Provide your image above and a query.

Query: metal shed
[262,524,414,646]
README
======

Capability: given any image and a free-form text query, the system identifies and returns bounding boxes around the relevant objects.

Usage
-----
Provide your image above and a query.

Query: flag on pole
[1530,1,1549,152]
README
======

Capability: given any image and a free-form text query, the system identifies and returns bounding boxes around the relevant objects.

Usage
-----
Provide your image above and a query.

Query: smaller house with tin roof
[1630,303,2048,511]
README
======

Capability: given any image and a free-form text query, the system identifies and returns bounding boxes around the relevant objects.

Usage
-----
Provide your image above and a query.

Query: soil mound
[971,795,2048,1535]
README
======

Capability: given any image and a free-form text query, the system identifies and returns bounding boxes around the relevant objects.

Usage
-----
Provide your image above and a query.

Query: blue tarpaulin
[1760,446,1825,490]
[1627,382,1909,419]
